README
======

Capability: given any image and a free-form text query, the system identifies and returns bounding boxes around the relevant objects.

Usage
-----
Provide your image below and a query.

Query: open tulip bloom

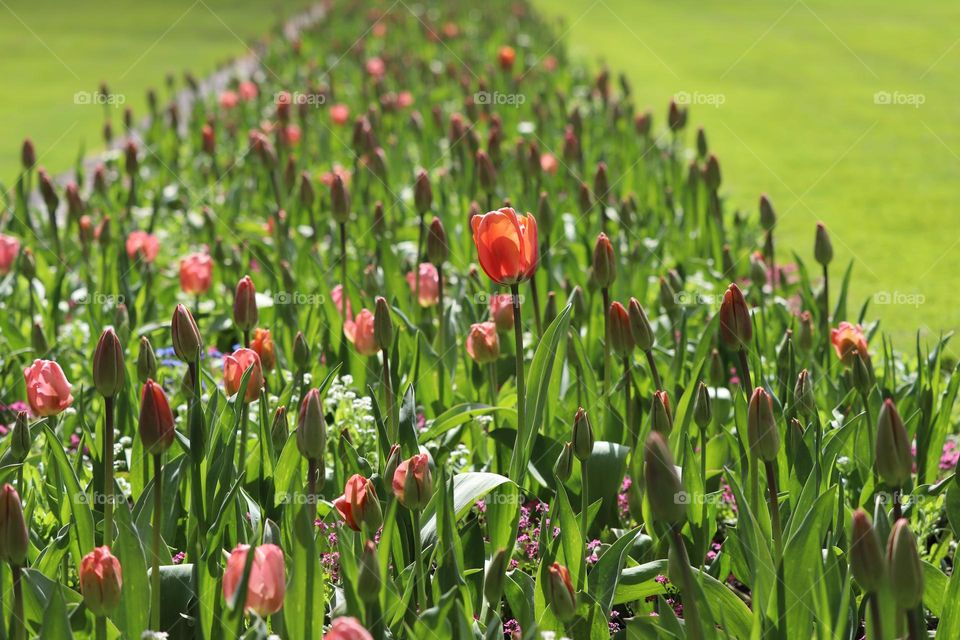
[1,1,957,639]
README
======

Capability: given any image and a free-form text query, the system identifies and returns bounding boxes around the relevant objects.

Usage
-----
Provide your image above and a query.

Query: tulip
[21,139,35,171]
[223,348,264,403]
[497,45,516,71]
[554,441,575,482]
[543,562,576,622]
[171,304,202,363]
[831,322,868,366]
[406,263,440,307]
[814,223,833,266]
[747,388,780,462]
[357,540,381,602]
[0,484,28,565]
[470,207,538,285]
[850,509,885,594]
[139,380,175,454]
[794,369,815,418]
[488,294,514,332]
[627,298,654,352]
[324,617,373,640]
[80,546,123,616]
[719,283,752,349]
[179,253,213,296]
[414,170,432,215]
[797,311,814,351]
[571,407,594,461]
[643,432,685,524]
[886,519,923,609]
[23,359,73,417]
[251,328,276,371]
[392,453,433,510]
[693,382,712,431]
[10,412,30,463]
[650,390,673,434]
[223,544,286,617]
[466,322,500,364]
[608,301,634,355]
[345,309,378,357]
[296,388,326,460]
[0,234,20,275]
[293,332,310,371]
[137,336,158,383]
[426,218,448,266]
[233,276,258,338]
[334,474,382,533]
[876,399,912,489]
[125,230,159,263]
[93,328,125,398]
[592,233,616,288]
[331,173,350,224]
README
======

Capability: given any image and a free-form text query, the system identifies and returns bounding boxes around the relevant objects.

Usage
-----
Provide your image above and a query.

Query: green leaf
[421,472,513,545]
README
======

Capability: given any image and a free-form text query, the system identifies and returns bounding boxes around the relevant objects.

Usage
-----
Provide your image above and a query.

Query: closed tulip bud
[96,216,111,249]
[38,168,59,213]
[93,328,125,398]
[627,297,654,351]
[383,444,401,485]
[651,390,673,434]
[543,291,557,327]
[748,388,780,461]
[554,442,575,482]
[696,127,708,158]
[593,162,609,204]
[373,201,386,234]
[374,297,393,351]
[570,285,587,327]
[21,138,35,171]
[719,283,752,349]
[814,223,833,266]
[171,304,202,362]
[886,519,923,608]
[704,154,721,191]
[537,191,552,233]
[609,301,634,355]
[484,548,509,606]
[544,562,576,622]
[223,544,285,617]
[776,330,793,379]
[31,321,48,356]
[65,182,83,219]
[635,110,652,137]
[577,182,592,214]
[424,217,450,267]
[572,407,594,461]
[392,453,433,510]
[357,541,381,601]
[139,379,175,454]
[667,99,685,132]
[592,233,616,288]
[850,509,885,594]
[658,276,677,314]
[10,412,30,462]
[414,170,432,214]
[794,369,815,418]
[693,382,712,431]
[202,123,215,155]
[299,171,315,209]
[137,336,157,383]
[644,432,685,524]
[233,276,258,333]
[293,332,310,370]
[0,484,28,565]
[80,546,123,615]
[709,348,726,388]
[124,140,138,176]
[797,311,814,351]
[331,173,350,223]
[296,388,326,460]
[271,405,288,450]
[466,322,500,364]
[759,194,776,231]
[750,252,767,289]
[476,150,496,190]
[876,399,912,488]
[851,349,873,394]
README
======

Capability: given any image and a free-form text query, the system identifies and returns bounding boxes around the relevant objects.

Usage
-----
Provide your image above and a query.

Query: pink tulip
[238,81,258,101]
[179,253,213,295]
[331,284,354,321]
[330,104,350,126]
[324,616,373,640]
[125,230,159,264]
[344,309,378,357]
[223,348,264,402]
[223,544,286,617]
[80,546,123,616]
[405,263,440,307]
[0,234,20,275]
[23,359,73,417]
[466,322,500,364]
[489,293,514,332]
[219,90,239,110]
[365,57,386,78]
[539,153,559,175]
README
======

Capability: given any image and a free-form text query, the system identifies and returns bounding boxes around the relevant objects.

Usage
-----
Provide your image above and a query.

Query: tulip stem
[668,527,704,640]
[821,264,830,364]
[867,592,884,640]
[95,617,105,640]
[764,460,783,558]
[103,395,115,548]
[151,453,163,631]
[737,348,753,398]
[509,284,526,482]
[340,222,348,337]
[622,357,633,444]
[529,277,543,336]
[307,458,319,507]
[382,348,397,443]
[892,487,903,522]
[437,263,446,405]
[645,349,662,391]
[601,287,611,402]
[10,563,24,640]
[412,509,427,612]
[578,461,590,591]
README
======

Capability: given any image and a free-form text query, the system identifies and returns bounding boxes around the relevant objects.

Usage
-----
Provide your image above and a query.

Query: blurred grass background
[1,0,957,346]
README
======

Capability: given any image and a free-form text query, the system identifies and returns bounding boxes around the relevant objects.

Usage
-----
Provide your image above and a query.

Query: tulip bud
[850,509,885,594]
[392,453,433,510]
[80,546,123,616]
[696,127,708,159]
[483,548,509,606]
[171,304,202,362]
[293,332,310,370]
[719,283,752,349]
[544,562,577,622]
[591,233,616,289]
[704,154,721,191]
[570,286,587,327]
[383,444,401,484]
[233,276,258,334]
[571,407,594,461]
[10,412,30,463]
[794,369,815,418]
[357,541,381,602]
[797,311,814,351]
[21,139,35,171]
[643,432,685,524]
[693,382,712,431]
[814,223,833,267]
[125,140,139,176]
[331,173,350,224]
[113,304,130,344]
[609,301,634,356]
[476,150,496,191]
[137,336,158,383]
[650,390,673,434]
[426,217,448,266]
[271,405,288,450]
[93,328,125,398]
[414,170,432,214]
[627,298,654,351]
[31,321,49,356]
[543,291,557,327]
[374,297,393,352]
[593,162,609,204]
[750,252,767,289]
[876,399,912,488]
[747,388,780,461]
[709,348,726,388]
[759,194,776,231]
[851,349,873,395]
[667,99,685,132]
[139,379,176,454]
[0,484,28,566]
[296,388,326,460]
[554,442,575,482]
[886,519,923,608]
[38,168,59,213]
[658,276,677,314]
[373,201,386,235]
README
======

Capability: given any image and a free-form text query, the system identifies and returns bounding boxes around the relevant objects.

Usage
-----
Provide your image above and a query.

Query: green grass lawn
[533,0,959,348]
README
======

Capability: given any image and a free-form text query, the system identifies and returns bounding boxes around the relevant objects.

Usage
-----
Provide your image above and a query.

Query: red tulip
[466,322,500,364]
[233,275,258,334]
[392,453,433,510]
[219,90,238,110]
[125,230,159,263]
[171,304,203,362]
[831,321,868,366]
[139,380,175,454]
[544,562,576,621]
[333,474,382,532]
[179,253,213,296]
[223,348,264,402]
[498,45,516,71]
[80,546,123,616]
[718,283,752,348]
[23,359,73,417]
[251,328,276,371]
[324,617,373,640]
[0,234,20,275]
[344,309,378,357]
[471,207,538,285]
[0,484,28,565]
[488,293,514,332]
[223,544,286,617]
[331,104,350,126]
[406,263,440,307]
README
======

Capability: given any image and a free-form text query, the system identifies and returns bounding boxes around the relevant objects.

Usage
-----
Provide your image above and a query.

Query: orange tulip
[125,230,159,263]
[471,207,538,285]
[223,348,264,402]
[223,544,286,617]
[179,253,213,295]
[333,474,382,532]
[80,546,123,616]
[251,328,277,371]
[831,321,868,366]
[466,322,500,364]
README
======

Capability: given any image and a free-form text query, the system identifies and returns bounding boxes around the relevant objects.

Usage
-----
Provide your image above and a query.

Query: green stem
[11,565,24,640]
[151,453,163,631]
[578,461,590,591]
[437,263,445,405]
[669,527,704,640]
[103,396,115,548]
[412,510,427,612]
[764,460,783,558]
[645,349,663,391]
[509,284,526,482]
[737,348,753,398]
[867,592,883,640]
[601,287,611,401]
[382,348,397,443]
[95,617,105,640]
